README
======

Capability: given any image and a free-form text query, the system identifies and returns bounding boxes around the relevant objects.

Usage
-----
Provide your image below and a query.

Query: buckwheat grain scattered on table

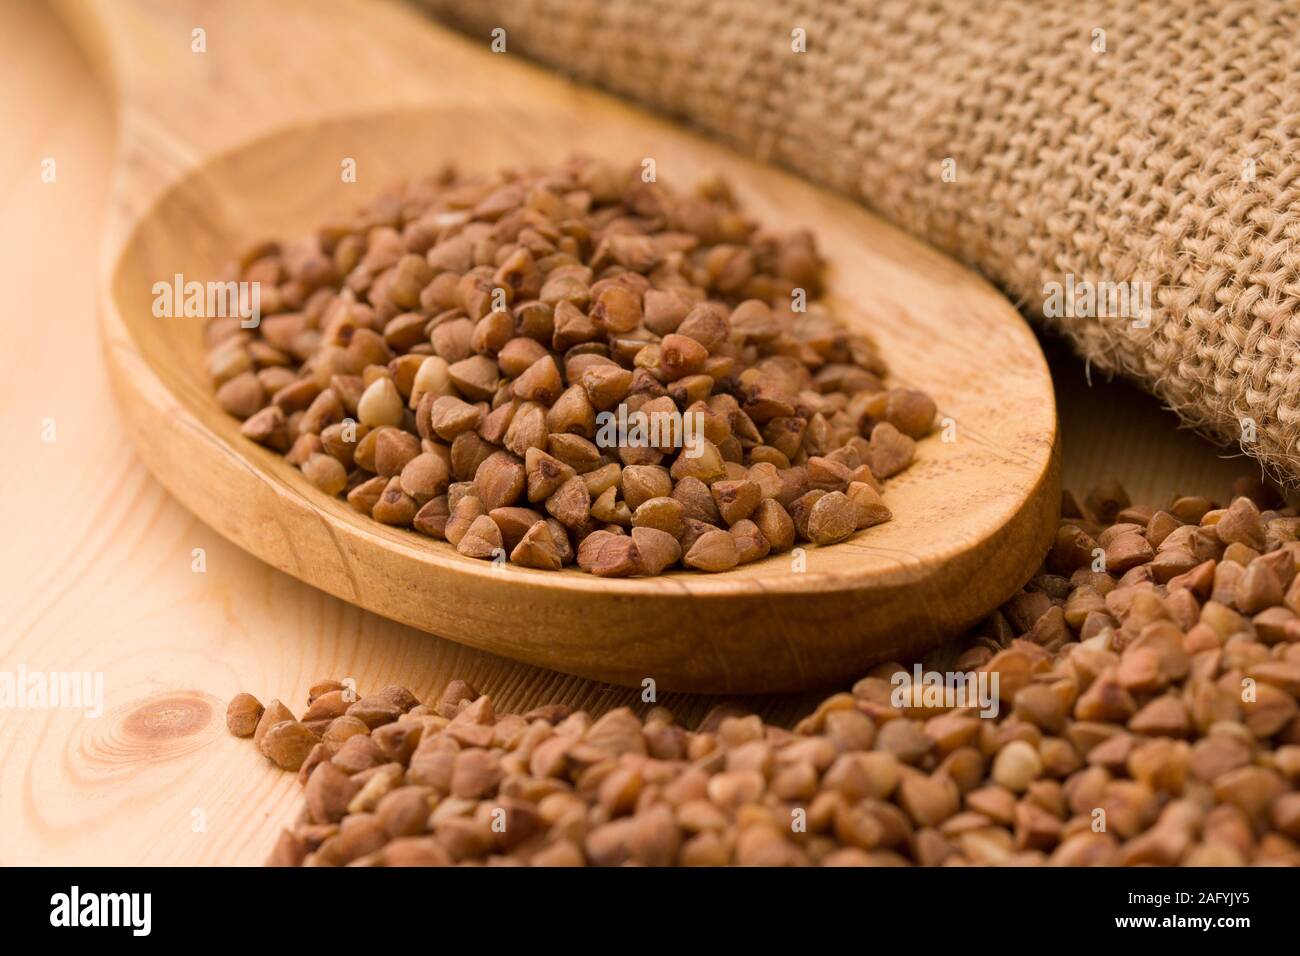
[232,478,1300,866]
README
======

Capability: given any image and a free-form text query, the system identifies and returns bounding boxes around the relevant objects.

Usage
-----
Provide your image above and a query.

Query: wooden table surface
[0,0,1259,865]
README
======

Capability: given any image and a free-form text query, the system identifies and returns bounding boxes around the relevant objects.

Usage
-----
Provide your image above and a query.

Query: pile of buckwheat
[206,158,934,575]
[229,478,1300,866]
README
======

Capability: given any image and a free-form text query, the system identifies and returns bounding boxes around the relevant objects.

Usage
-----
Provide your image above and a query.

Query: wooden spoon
[62,0,1058,693]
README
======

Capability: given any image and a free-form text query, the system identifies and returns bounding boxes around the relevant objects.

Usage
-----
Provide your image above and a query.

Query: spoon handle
[52,0,494,254]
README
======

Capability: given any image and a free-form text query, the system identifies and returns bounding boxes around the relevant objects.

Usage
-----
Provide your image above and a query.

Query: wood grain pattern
[0,0,1261,865]
[79,0,1059,691]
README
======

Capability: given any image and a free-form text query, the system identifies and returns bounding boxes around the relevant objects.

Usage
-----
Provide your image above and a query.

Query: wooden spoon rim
[100,104,1059,690]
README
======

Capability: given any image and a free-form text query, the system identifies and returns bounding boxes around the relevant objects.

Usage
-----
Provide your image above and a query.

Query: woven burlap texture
[422,0,1300,481]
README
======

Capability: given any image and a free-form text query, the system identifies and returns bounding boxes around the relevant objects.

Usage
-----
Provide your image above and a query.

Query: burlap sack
[421,0,1300,482]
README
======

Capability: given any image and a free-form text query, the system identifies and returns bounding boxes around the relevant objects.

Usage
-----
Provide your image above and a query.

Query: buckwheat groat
[208,158,935,576]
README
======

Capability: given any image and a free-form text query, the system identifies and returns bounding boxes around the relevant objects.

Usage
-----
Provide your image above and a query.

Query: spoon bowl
[106,105,1058,692]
